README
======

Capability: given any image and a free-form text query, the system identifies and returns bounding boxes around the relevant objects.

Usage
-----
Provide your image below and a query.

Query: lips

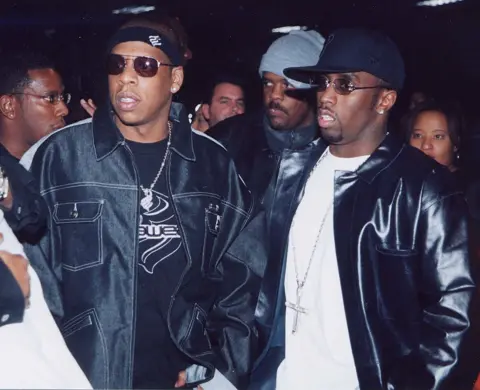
[116,91,141,111]
[318,108,336,128]
[52,120,66,131]
[268,108,286,116]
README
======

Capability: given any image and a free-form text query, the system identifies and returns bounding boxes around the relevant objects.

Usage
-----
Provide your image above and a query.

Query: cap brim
[284,65,362,84]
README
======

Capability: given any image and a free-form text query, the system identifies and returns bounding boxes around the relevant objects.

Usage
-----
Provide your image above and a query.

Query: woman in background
[404,100,463,176]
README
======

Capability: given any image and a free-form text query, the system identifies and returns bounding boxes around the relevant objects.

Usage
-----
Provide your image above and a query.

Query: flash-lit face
[108,41,183,130]
[262,72,313,131]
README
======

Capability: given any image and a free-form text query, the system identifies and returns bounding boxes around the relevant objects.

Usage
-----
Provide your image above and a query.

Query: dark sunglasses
[107,54,175,78]
[314,75,385,96]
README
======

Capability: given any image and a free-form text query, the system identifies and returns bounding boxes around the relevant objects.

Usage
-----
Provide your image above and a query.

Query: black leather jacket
[23,103,266,389]
[254,134,477,390]
[208,113,324,389]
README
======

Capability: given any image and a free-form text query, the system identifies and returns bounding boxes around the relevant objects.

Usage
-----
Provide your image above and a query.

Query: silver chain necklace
[286,148,334,334]
[139,120,172,212]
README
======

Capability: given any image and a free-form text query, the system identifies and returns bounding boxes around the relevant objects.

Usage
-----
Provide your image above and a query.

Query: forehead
[112,41,170,63]
[262,71,287,83]
[324,71,377,83]
[213,83,244,97]
[415,110,447,126]
[26,68,63,91]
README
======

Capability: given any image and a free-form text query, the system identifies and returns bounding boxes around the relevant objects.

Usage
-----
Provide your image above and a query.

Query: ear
[0,95,17,120]
[201,103,211,121]
[376,90,397,115]
[170,66,184,94]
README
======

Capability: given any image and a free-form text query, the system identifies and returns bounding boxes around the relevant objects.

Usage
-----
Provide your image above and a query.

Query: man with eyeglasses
[0,50,90,387]
[251,28,477,390]
[0,51,69,160]
[0,50,61,330]
[22,18,264,390]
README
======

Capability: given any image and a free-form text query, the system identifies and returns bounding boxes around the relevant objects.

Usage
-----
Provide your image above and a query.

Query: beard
[320,126,344,144]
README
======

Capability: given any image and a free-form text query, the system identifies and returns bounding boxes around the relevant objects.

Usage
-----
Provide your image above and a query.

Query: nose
[117,58,138,85]
[421,139,433,150]
[317,82,337,107]
[55,101,69,117]
[271,83,285,102]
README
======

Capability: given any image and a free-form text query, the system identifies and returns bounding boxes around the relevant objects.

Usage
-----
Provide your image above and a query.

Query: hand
[0,249,30,305]
[175,370,204,389]
[80,98,97,117]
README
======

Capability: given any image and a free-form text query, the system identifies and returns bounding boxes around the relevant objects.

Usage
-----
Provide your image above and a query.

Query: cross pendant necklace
[286,284,307,334]
[286,148,332,335]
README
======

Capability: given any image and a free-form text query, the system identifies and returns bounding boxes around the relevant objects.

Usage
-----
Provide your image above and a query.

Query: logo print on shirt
[139,190,181,274]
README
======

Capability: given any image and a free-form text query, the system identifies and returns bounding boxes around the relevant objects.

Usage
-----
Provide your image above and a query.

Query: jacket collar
[92,102,195,161]
[263,115,318,153]
[356,133,404,184]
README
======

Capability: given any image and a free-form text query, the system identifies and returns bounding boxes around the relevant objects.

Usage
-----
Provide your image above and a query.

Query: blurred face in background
[409,110,457,171]
[202,83,245,127]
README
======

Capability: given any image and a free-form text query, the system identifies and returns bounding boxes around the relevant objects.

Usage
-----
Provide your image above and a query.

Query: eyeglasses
[314,75,385,96]
[12,92,71,105]
[107,54,175,78]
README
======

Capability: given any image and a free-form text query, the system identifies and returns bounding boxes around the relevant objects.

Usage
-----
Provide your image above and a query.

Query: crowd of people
[0,9,479,390]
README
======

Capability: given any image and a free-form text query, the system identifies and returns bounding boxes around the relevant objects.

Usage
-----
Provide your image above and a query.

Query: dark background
[1,0,479,123]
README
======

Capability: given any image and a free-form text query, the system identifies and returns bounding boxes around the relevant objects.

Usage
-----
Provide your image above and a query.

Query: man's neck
[264,116,318,152]
[0,133,27,160]
[115,114,170,144]
[329,128,387,158]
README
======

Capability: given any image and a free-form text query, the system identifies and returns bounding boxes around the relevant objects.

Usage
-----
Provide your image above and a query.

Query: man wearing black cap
[252,28,476,390]
[22,19,264,390]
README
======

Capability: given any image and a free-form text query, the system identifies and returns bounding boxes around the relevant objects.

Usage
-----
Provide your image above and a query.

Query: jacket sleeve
[201,157,268,390]
[0,154,47,244]
[24,226,64,323]
[22,146,64,323]
[0,260,25,327]
[409,191,477,390]
[207,207,267,390]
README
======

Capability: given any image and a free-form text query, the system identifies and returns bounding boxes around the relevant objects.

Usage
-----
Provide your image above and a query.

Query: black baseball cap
[284,28,406,91]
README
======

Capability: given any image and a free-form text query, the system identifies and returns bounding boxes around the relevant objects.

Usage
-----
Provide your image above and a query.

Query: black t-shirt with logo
[127,139,191,389]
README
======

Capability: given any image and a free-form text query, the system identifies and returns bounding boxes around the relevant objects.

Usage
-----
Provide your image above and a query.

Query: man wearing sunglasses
[206,30,325,390]
[22,21,264,390]
[250,28,476,390]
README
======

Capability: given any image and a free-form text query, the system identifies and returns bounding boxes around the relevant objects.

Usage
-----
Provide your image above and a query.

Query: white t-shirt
[277,149,369,390]
[0,210,92,389]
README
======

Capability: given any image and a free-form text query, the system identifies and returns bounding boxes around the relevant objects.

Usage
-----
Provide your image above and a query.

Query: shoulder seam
[191,128,227,152]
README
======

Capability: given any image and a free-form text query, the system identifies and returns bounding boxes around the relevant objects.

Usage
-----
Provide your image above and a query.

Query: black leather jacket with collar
[254,134,477,390]
[23,103,267,389]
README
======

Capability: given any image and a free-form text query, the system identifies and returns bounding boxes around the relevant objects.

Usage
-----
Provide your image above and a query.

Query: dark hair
[204,74,247,105]
[403,100,464,151]
[0,50,55,95]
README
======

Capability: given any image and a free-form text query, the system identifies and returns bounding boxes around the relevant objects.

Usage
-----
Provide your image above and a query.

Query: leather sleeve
[204,162,268,390]
[0,153,47,244]
[23,146,64,324]
[414,190,477,390]
[0,260,25,327]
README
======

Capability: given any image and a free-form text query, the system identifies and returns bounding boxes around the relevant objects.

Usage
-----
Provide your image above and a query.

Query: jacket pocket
[53,200,104,271]
[180,303,212,356]
[374,245,420,322]
[62,309,109,389]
